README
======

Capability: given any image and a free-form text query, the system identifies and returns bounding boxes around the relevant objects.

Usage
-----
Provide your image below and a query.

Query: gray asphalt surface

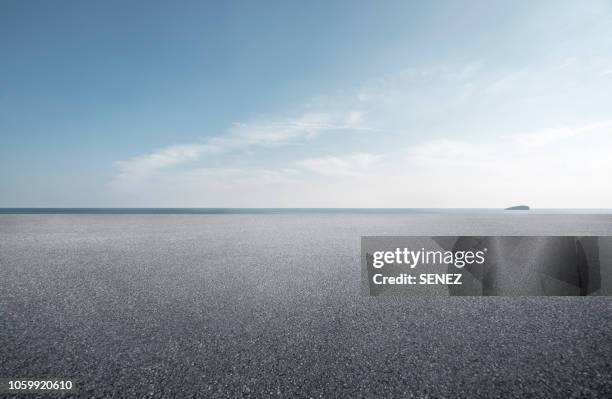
[2,214,612,398]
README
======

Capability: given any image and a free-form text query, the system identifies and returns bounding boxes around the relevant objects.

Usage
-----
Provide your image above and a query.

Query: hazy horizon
[2,207,612,215]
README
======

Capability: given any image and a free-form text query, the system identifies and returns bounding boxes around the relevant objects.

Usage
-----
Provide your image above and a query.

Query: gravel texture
[2,214,612,398]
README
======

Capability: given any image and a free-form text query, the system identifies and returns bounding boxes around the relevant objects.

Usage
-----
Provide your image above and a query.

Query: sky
[1,0,612,208]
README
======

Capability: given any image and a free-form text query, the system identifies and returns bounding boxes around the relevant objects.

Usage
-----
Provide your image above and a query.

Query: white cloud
[356,61,484,105]
[345,111,364,127]
[218,113,338,147]
[406,139,495,168]
[114,144,211,177]
[482,69,528,95]
[559,57,577,69]
[394,122,612,207]
[513,121,612,147]
[295,153,381,177]
[110,120,612,207]
[114,111,370,181]
[214,111,370,150]
[110,55,612,207]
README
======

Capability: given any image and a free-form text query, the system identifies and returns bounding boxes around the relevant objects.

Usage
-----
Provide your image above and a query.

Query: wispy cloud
[295,153,381,177]
[212,112,368,149]
[356,61,485,104]
[406,139,494,168]
[513,121,612,147]
[559,57,577,69]
[114,111,370,180]
[114,144,211,178]
[111,53,612,207]
[110,119,612,207]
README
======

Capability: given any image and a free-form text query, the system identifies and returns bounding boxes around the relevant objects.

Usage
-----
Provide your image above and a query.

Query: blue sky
[1,0,612,207]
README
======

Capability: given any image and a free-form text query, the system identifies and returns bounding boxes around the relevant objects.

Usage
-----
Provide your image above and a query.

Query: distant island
[505,205,530,210]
